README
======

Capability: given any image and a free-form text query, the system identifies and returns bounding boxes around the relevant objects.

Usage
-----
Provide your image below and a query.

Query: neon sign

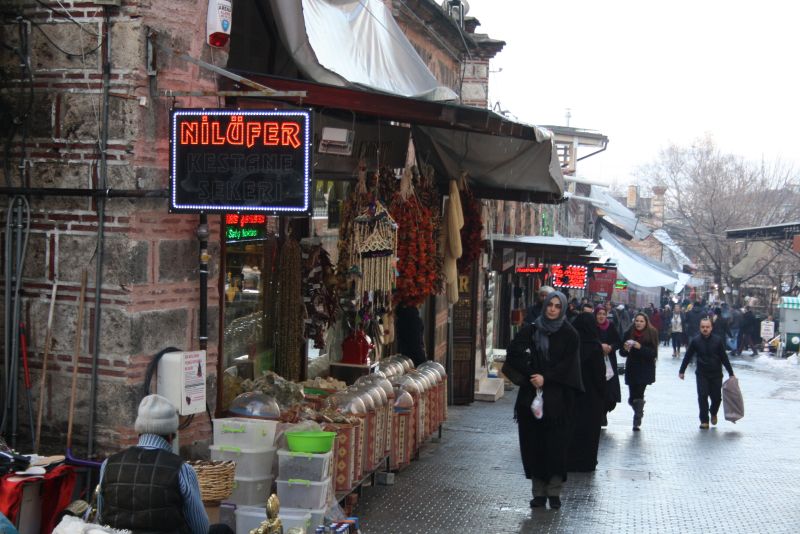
[615,279,628,289]
[549,264,589,289]
[170,109,312,214]
[516,264,545,274]
[225,213,267,242]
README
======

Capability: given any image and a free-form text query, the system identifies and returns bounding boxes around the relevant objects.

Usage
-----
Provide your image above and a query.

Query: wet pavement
[355,346,800,533]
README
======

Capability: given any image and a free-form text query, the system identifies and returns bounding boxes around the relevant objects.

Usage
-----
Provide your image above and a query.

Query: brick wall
[1,1,224,458]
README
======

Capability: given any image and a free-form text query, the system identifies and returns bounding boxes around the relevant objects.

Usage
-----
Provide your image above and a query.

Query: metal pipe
[87,8,112,462]
[198,213,209,351]
[0,187,167,198]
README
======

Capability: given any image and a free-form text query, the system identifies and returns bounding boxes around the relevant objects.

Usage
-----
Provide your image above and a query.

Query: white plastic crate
[212,417,277,448]
[277,449,333,482]
[228,474,274,506]
[210,444,276,478]
[278,508,312,534]
[276,477,330,510]
[234,505,266,534]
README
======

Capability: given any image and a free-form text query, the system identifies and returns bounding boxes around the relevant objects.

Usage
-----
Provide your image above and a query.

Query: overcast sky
[466,0,800,187]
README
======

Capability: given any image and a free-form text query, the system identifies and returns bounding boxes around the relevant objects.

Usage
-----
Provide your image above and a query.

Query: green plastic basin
[285,431,336,454]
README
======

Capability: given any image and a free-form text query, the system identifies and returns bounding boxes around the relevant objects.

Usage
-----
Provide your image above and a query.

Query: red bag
[341,329,374,365]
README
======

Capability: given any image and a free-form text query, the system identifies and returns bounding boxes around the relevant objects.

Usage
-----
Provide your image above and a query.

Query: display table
[329,362,379,385]
[0,464,76,534]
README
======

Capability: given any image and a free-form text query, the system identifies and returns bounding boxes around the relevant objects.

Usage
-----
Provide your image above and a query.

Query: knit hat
[135,394,179,436]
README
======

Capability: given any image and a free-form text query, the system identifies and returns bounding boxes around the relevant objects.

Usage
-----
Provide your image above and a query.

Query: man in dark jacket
[97,394,210,534]
[684,302,705,342]
[679,318,735,429]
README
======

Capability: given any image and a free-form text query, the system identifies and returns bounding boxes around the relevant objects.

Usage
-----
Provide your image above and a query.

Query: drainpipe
[87,8,111,462]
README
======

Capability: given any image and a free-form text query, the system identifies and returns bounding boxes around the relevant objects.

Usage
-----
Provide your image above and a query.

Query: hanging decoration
[457,173,484,274]
[275,234,304,381]
[443,178,464,304]
[300,238,338,349]
[416,165,445,295]
[390,168,438,307]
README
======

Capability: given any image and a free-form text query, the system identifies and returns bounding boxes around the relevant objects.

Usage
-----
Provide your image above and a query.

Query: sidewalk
[355,346,800,533]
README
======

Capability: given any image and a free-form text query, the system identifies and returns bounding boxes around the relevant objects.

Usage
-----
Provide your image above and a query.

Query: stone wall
[0,1,223,457]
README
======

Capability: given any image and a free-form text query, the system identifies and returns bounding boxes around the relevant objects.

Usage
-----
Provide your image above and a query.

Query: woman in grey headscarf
[504,291,583,510]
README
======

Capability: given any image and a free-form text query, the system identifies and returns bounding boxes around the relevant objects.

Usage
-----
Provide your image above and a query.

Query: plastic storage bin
[282,506,325,533]
[234,505,266,534]
[210,444,276,478]
[278,508,311,534]
[277,449,333,482]
[276,477,330,510]
[213,417,277,449]
[229,474,274,506]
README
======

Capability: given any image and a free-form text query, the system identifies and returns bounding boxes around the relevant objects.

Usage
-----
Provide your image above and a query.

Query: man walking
[679,318,735,429]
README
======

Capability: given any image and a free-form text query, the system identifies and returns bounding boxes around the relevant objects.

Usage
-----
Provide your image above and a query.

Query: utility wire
[30,19,102,57]
[34,0,100,37]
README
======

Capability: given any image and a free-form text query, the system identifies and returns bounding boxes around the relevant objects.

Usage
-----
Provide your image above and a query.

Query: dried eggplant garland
[301,239,338,349]
[275,236,304,381]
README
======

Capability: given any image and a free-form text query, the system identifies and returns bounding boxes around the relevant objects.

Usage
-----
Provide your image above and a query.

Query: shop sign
[615,279,629,290]
[516,263,545,274]
[501,248,514,272]
[225,213,267,242]
[170,109,312,214]
[549,264,589,289]
[588,267,617,295]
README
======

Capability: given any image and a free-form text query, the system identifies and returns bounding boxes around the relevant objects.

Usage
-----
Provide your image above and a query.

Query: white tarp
[599,229,679,289]
[590,187,651,240]
[271,0,458,101]
[652,228,696,270]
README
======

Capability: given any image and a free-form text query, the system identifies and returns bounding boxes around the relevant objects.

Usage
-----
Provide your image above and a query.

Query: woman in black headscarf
[567,312,607,472]
[504,291,583,510]
[595,305,622,424]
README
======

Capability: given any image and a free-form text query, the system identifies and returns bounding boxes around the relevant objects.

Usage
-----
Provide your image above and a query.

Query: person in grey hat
[525,285,555,324]
[96,394,210,534]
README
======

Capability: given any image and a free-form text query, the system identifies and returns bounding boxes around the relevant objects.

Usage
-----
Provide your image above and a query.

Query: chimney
[626,185,638,210]
[651,185,667,226]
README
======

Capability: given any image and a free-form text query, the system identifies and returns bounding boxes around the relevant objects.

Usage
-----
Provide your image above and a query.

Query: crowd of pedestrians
[507,290,757,511]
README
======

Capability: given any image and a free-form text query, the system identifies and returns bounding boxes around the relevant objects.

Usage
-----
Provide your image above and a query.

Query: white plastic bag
[531,388,544,419]
[604,355,614,381]
[722,376,744,423]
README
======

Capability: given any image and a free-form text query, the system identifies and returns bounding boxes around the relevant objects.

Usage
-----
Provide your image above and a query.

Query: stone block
[104,235,149,286]
[158,239,197,282]
[131,308,189,354]
[136,167,167,190]
[98,306,133,355]
[31,22,101,71]
[59,93,103,142]
[22,232,48,281]
[461,83,488,101]
[30,161,91,189]
[110,20,144,72]
[29,91,54,138]
[58,234,149,287]
[105,197,167,216]
[94,381,140,433]
[107,97,139,141]
[27,298,82,354]
[106,164,136,190]
[206,305,220,343]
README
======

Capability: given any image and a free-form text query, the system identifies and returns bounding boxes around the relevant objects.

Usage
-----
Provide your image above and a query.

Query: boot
[632,399,645,430]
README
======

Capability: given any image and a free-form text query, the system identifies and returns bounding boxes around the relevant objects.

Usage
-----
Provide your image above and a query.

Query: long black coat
[506,322,582,482]
[597,323,622,409]
[567,324,606,472]
[619,328,658,386]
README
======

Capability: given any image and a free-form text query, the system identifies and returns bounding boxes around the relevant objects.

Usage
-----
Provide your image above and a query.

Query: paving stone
[355,346,800,533]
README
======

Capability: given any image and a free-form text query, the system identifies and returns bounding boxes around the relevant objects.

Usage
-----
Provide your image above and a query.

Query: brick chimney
[651,185,667,226]
[626,185,638,210]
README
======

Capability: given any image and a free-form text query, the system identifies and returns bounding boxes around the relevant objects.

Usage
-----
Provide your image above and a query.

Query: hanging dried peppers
[457,175,484,274]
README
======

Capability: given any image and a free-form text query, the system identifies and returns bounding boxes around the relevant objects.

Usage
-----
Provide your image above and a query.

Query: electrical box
[157,350,206,416]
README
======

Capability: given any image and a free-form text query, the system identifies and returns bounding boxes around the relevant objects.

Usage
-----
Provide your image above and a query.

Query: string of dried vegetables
[443,178,463,304]
[416,165,445,295]
[390,168,438,307]
[275,235,304,381]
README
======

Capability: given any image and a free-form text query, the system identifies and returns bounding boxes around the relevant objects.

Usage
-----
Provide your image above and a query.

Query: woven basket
[189,460,236,504]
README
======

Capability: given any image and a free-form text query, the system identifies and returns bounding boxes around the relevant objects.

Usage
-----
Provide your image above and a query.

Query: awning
[229,76,564,202]
[781,296,800,310]
[488,234,602,270]
[589,188,651,240]
[270,0,457,101]
[598,229,679,289]
[729,241,773,279]
[726,221,800,240]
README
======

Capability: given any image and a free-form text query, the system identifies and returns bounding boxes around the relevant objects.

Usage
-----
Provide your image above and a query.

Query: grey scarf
[533,291,568,363]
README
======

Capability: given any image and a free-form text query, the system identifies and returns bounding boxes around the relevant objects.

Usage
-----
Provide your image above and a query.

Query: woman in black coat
[567,312,607,472]
[595,306,622,424]
[619,312,659,431]
[505,291,583,510]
